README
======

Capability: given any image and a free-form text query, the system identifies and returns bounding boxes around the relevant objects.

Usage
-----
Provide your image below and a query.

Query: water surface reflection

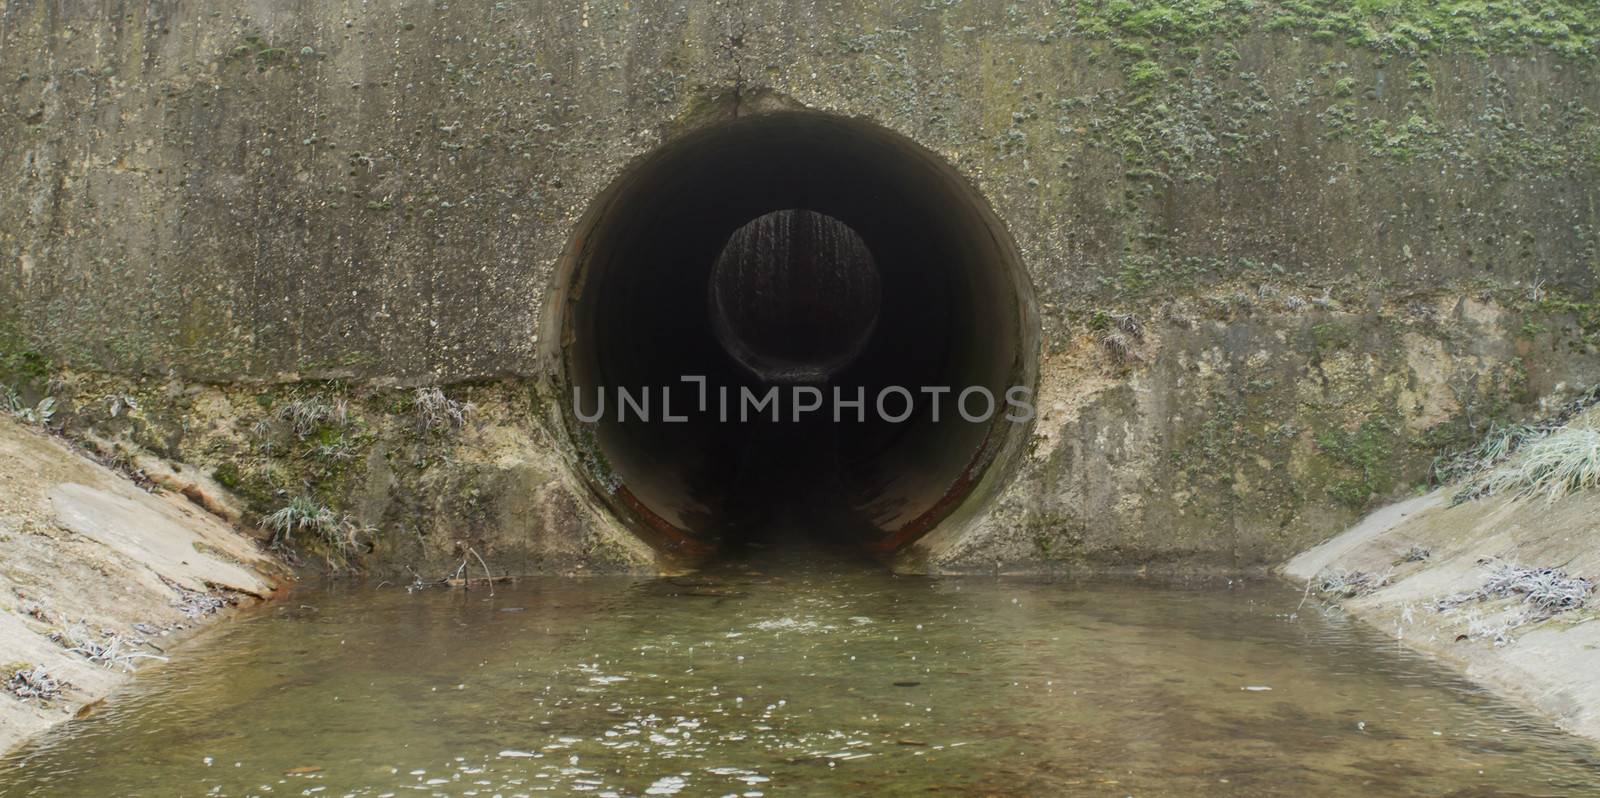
[3,546,1597,796]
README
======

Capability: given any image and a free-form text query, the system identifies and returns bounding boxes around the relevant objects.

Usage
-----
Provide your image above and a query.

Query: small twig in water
[468,547,495,597]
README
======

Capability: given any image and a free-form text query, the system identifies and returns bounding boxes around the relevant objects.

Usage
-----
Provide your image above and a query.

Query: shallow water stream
[3,547,1598,796]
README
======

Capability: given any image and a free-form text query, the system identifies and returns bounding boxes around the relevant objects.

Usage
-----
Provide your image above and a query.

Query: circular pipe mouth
[543,110,1037,560]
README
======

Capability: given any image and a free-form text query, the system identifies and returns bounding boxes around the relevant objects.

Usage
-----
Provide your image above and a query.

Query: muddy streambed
[2,549,1598,796]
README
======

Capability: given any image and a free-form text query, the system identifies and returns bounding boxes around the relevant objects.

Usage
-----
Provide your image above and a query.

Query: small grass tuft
[101,393,138,418]
[1090,311,1144,366]
[276,396,349,439]
[248,416,276,439]
[4,387,55,426]
[6,665,63,701]
[49,626,168,672]
[1316,569,1390,599]
[263,496,369,569]
[310,439,358,462]
[1436,560,1593,616]
[413,387,474,433]
[1433,421,1546,486]
[1099,331,1140,365]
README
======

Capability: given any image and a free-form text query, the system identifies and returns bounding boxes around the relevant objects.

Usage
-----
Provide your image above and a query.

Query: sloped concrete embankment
[0,417,285,755]
[1284,409,1600,742]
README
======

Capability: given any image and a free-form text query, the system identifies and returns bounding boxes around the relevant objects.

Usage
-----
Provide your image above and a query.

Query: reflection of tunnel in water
[546,111,1036,559]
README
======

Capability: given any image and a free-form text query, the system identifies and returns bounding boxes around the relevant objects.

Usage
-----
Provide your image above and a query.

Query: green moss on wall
[1315,414,1402,509]
[1070,1,1598,57]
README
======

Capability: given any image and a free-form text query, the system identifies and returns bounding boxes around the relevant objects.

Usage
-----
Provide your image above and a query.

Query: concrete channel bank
[0,417,284,754]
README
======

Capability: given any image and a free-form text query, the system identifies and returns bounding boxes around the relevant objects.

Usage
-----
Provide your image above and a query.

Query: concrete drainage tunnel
[547,111,1038,564]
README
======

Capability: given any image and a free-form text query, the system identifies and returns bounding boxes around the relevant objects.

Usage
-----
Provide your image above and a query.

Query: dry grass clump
[6,665,63,701]
[161,576,234,620]
[1437,385,1600,504]
[1399,545,1431,563]
[276,395,350,438]
[263,496,369,569]
[310,439,358,462]
[1467,426,1600,503]
[1433,421,1547,487]
[1458,609,1532,647]
[49,626,168,672]
[1092,312,1144,366]
[414,387,473,432]
[1315,569,1390,599]
[1436,561,1594,615]
[1432,560,1593,645]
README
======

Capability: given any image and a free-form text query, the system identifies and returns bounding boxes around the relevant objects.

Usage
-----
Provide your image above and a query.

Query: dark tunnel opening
[544,111,1037,561]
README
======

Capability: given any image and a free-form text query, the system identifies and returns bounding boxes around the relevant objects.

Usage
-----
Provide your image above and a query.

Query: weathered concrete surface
[14,372,661,581]
[2,2,1599,572]
[1284,489,1600,742]
[3,2,1596,380]
[0,416,285,755]
[1282,406,1600,742]
[913,294,1600,572]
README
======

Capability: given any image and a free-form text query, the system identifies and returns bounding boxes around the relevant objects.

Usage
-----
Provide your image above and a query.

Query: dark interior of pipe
[549,111,1034,557]
[709,209,883,386]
